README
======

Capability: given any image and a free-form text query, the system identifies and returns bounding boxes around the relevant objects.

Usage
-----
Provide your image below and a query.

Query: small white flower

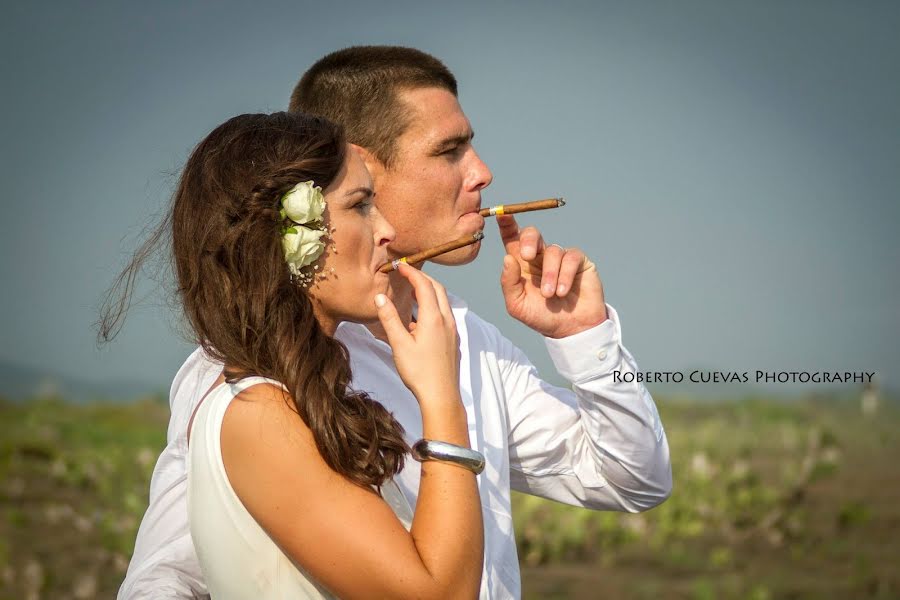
[282,225,326,274]
[282,181,325,224]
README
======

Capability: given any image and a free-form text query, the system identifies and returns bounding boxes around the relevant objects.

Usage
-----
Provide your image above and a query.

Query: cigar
[378,232,485,273]
[479,197,565,217]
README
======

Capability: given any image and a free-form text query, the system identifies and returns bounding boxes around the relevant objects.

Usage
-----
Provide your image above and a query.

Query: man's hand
[497,214,608,339]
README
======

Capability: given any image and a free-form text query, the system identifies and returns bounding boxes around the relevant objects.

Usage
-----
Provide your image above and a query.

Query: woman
[102,112,483,599]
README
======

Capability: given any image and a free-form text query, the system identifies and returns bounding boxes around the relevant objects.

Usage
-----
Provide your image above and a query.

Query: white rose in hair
[282,181,325,224]
[282,226,326,274]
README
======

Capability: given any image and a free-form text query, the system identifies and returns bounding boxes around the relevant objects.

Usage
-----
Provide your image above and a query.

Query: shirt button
[596,349,607,361]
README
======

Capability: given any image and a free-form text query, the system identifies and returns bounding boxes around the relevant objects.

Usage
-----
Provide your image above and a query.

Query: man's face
[367,87,493,265]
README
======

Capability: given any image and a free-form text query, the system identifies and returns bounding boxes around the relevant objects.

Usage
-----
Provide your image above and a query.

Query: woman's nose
[374,206,396,246]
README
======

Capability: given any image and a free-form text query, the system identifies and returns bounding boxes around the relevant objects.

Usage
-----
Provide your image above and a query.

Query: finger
[396,262,440,319]
[519,226,545,262]
[499,254,525,307]
[496,214,520,255]
[414,269,452,320]
[374,293,411,349]
[537,244,565,298]
[556,249,586,297]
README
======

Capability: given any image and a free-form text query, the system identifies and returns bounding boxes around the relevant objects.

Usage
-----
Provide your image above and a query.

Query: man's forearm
[504,304,672,510]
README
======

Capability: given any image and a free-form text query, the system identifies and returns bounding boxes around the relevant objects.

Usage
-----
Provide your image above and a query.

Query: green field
[1,394,897,599]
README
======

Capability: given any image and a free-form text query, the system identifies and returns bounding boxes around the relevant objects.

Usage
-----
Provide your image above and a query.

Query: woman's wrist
[411,439,485,474]
[418,394,469,446]
[415,386,464,413]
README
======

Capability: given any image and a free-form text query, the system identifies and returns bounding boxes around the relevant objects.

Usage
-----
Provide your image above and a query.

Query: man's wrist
[542,309,609,339]
[544,304,622,382]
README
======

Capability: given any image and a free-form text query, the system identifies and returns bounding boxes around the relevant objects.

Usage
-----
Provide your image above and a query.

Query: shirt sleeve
[118,348,218,600]
[500,305,672,512]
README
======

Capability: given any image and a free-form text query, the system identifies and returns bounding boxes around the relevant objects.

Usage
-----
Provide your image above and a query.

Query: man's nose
[467,149,493,191]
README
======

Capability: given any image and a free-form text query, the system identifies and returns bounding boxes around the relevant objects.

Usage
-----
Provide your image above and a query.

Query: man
[121,46,671,599]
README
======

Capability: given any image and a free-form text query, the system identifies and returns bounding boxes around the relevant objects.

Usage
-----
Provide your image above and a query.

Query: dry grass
[1,393,897,599]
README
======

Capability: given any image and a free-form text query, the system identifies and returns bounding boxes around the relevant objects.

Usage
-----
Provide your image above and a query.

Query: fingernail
[543,283,554,295]
[557,284,566,295]
[374,294,387,307]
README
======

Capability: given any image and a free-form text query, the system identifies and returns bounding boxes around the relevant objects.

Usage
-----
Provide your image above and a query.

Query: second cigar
[378,232,484,273]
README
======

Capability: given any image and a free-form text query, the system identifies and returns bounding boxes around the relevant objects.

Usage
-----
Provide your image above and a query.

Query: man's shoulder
[168,347,223,438]
[170,347,221,402]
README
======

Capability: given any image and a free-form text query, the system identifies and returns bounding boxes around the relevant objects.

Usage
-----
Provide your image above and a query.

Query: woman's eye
[354,199,373,213]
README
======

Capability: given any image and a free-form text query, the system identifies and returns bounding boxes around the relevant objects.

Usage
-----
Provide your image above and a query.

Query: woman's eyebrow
[344,186,374,199]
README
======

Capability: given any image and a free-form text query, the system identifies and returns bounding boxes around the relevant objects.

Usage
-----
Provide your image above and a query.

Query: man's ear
[350,144,386,182]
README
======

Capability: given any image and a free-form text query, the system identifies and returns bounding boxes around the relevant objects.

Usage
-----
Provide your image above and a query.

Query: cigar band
[391,257,408,271]
[489,205,505,216]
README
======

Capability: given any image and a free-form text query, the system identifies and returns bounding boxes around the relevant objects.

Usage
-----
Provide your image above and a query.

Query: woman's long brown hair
[99,112,407,491]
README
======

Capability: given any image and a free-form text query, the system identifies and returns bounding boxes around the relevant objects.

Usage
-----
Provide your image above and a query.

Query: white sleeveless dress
[187,377,414,599]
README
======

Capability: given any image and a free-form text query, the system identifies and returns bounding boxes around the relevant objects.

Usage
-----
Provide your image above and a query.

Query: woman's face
[308,146,395,333]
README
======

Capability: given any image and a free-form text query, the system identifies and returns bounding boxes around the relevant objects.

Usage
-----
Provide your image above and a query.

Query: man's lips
[460,211,486,230]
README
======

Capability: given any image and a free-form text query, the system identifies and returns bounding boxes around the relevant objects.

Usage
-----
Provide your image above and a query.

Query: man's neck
[365,273,415,344]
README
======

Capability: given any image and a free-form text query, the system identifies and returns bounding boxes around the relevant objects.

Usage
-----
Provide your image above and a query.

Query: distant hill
[1,358,892,405]
[0,359,166,403]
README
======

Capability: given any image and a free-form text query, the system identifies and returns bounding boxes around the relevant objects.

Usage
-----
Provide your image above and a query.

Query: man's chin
[429,240,482,266]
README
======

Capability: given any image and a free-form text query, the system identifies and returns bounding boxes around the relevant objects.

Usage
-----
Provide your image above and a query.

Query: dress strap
[189,376,286,443]
[227,376,287,395]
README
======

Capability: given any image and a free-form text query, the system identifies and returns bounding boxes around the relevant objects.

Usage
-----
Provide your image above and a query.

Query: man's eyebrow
[434,131,475,151]
[344,186,374,198]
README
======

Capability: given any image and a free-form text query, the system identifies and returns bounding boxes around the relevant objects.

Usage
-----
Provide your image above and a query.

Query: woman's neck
[365,271,415,344]
[309,297,340,337]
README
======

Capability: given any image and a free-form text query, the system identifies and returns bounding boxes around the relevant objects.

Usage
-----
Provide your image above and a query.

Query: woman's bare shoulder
[222,380,316,452]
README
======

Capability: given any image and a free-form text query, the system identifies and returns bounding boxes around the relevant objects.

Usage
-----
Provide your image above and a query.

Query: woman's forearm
[409,394,484,599]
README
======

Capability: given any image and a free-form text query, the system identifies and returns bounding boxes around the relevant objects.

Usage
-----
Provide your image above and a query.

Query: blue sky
[1,1,897,394]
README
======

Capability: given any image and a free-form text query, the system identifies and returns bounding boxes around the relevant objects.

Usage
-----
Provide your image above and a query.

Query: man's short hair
[290,46,458,168]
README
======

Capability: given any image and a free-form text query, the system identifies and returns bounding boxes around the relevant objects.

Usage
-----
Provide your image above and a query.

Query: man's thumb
[499,255,524,302]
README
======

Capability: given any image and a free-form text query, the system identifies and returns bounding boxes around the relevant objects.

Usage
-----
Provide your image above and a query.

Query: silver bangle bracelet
[411,439,485,475]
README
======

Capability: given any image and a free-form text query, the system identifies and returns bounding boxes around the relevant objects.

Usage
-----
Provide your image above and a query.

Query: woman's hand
[374,262,460,406]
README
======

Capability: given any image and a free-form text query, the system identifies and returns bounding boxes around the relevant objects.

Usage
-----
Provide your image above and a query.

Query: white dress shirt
[119,296,671,599]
